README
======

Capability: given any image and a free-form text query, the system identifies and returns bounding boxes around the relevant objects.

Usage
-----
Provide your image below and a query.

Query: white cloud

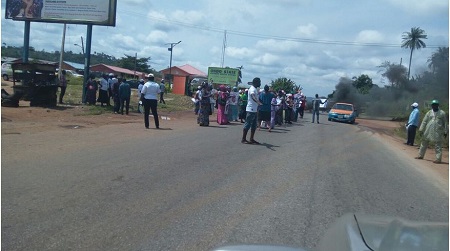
[385,0,448,14]
[226,47,256,59]
[294,23,318,38]
[256,39,301,53]
[355,30,384,44]
[144,30,168,44]
[252,53,280,66]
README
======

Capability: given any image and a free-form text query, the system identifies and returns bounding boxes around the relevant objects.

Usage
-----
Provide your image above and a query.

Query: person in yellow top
[415,100,448,163]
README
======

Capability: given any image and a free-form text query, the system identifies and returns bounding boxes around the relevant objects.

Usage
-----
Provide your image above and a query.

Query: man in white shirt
[241,77,262,144]
[140,73,161,129]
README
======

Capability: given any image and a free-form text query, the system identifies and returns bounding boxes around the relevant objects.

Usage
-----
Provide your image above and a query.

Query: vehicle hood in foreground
[317,213,448,251]
[213,213,448,251]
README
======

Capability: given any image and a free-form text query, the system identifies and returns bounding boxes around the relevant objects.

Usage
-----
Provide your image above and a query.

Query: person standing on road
[58,70,68,104]
[241,77,262,144]
[137,79,145,113]
[159,79,166,104]
[311,94,326,124]
[405,102,420,146]
[275,90,285,126]
[119,78,131,115]
[258,85,274,131]
[285,94,293,124]
[98,74,110,107]
[108,73,115,106]
[299,90,306,119]
[293,89,302,122]
[415,100,448,163]
[238,89,248,123]
[85,75,97,105]
[112,76,121,114]
[194,86,201,115]
[270,93,281,130]
[140,73,160,129]
[217,85,229,125]
[228,86,240,122]
[198,82,212,126]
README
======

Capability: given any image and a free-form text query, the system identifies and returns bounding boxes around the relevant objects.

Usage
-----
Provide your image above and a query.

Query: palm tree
[401,27,427,79]
[427,47,449,74]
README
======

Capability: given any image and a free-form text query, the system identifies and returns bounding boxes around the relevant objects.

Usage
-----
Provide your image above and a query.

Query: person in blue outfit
[405,102,420,146]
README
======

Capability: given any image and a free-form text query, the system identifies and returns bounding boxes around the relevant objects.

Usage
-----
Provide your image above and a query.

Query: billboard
[207,67,239,85]
[5,0,117,26]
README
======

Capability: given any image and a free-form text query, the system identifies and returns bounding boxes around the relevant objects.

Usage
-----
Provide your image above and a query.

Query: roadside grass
[62,77,194,115]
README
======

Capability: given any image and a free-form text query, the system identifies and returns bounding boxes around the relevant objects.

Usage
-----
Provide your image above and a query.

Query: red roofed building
[160,64,207,95]
[90,64,146,80]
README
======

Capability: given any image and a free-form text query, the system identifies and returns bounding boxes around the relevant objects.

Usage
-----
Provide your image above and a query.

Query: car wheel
[328,118,331,121]
[3,74,9,81]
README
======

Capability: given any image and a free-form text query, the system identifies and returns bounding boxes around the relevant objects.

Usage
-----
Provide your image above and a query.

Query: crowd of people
[192,78,310,143]
[78,73,132,115]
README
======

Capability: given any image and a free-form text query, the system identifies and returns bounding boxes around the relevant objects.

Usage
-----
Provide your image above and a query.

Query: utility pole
[74,36,84,55]
[221,30,227,67]
[166,41,181,85]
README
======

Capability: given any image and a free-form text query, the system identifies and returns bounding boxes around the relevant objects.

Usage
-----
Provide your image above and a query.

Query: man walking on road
[141,74,161,129]
[159,79,166,104]
[405,102,420,146]
[241,77,262,144]
[415,100,448,163]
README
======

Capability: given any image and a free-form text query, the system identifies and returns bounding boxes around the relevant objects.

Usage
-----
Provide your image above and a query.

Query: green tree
[352,74,373,94]
[401,27,427,79]
[269,77,297,93]
[378,61,408,88]
[117,54,152,73]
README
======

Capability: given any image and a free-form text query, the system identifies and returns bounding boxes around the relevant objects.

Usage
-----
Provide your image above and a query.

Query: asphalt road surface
[2,116,448,251]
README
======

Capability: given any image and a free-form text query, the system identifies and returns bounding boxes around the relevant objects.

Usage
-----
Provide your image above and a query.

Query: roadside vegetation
[62,77,194,116]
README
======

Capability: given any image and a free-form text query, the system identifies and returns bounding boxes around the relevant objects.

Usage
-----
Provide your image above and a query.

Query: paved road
[2,116,448,250]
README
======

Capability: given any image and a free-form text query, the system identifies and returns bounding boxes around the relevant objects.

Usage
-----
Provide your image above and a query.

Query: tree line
[1,45,155,74]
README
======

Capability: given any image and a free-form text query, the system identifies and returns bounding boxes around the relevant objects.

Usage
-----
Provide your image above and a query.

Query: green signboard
[207,67,239,85]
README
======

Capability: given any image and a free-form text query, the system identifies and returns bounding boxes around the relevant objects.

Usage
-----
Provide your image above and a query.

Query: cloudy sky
[1,0,448,95]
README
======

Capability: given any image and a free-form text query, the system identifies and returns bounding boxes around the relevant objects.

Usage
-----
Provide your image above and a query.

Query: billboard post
[22,21,30,63]
[82,25,93,104]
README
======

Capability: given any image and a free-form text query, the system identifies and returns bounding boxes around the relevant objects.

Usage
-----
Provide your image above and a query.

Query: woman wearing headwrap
[227,86,240,122]
[197,82,212,126]
[217,85,229,125]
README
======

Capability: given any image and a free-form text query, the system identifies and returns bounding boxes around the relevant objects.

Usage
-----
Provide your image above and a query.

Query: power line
[122,9,446,49]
